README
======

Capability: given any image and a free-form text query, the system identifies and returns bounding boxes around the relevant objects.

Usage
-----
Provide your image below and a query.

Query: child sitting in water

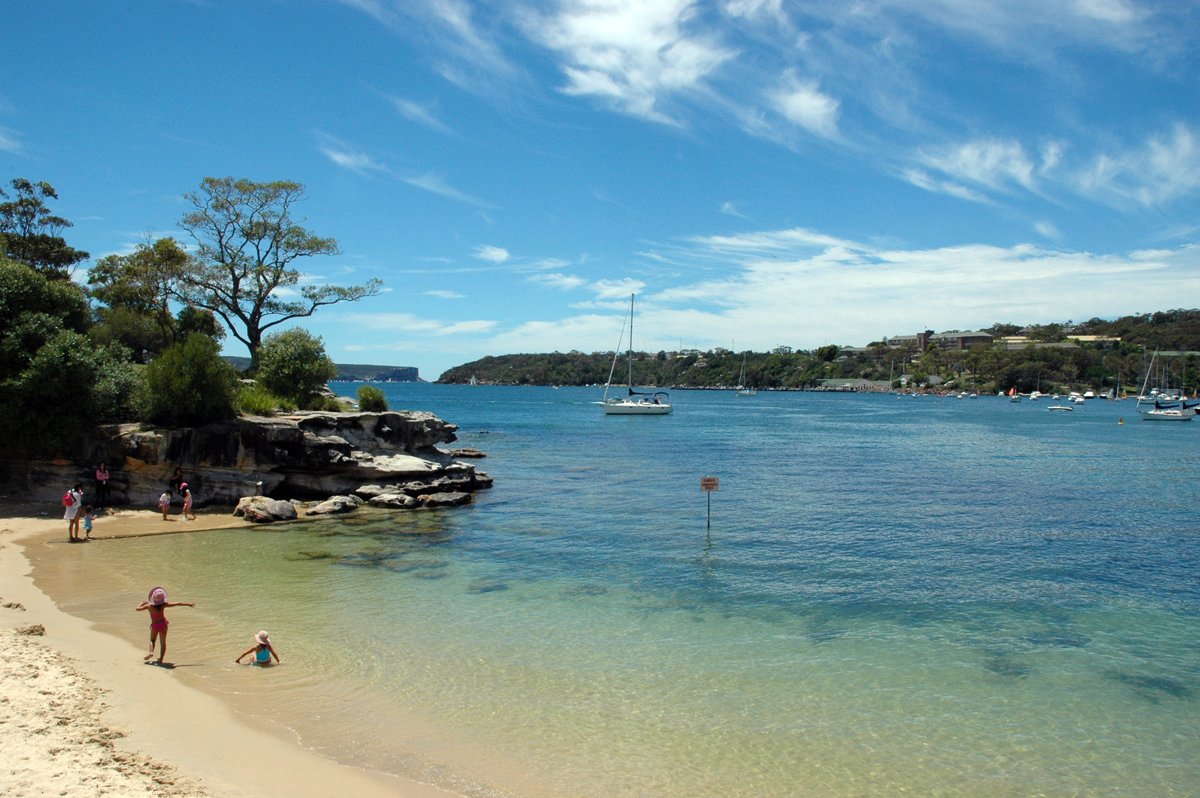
[236,630,280,666]
[157,491,171,520]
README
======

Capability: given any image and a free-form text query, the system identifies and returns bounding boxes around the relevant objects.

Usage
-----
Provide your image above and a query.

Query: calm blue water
[44,385,1200,796]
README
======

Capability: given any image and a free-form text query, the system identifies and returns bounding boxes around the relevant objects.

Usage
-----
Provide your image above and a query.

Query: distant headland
[222,357,421,382]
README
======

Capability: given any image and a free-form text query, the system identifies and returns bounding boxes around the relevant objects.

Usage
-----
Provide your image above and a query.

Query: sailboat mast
[627,294,635,392]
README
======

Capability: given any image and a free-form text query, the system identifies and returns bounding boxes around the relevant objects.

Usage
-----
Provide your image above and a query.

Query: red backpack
[62,490,75,508]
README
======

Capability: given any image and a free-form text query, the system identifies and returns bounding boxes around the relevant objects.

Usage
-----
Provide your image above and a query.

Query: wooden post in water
[700,476,719,531]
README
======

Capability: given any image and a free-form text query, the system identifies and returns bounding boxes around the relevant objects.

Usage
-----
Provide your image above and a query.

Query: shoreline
[0,503,453,798]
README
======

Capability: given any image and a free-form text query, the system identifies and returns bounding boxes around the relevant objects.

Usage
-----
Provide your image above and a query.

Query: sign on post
[700,476,718,530]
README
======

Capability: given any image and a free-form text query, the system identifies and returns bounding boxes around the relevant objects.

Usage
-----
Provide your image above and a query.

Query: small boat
[1008,387,1020,403]
[1047,404,1074,412]
[601,294,672,415]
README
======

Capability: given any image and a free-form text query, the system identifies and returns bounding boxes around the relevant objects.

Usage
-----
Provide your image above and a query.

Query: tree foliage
[0,257,136,455]
[255,327,338,408]
[87,237,224,358]
[0,178,89,276]
[142,334,239,427]
[178,177,381,367]
[437,310,1200,395]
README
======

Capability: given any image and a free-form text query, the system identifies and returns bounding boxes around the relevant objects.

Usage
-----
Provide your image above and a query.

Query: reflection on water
[30,387,1200,797]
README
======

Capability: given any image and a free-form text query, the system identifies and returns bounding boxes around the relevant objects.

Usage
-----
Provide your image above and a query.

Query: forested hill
[224,356,421,382]
[437,310,1200,394]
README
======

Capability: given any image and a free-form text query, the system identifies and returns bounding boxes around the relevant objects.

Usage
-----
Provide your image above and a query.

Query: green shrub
[142,334,238,426]
[256,328,337,406]
[1,329,138,456]
[357,385,388,412]
[235,383,284,416]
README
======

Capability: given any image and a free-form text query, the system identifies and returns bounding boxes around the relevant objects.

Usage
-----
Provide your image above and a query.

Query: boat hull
[604,400,673,415]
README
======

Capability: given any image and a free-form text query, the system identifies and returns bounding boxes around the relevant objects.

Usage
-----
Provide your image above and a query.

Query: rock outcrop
[4,411,492,518]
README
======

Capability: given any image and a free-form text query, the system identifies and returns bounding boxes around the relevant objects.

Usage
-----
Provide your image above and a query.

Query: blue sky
[3,1,1198,379]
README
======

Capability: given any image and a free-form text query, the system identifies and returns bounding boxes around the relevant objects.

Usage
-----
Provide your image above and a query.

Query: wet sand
[0,503,453,798]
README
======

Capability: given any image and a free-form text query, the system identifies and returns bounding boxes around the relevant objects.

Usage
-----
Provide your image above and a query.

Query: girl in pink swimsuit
[136,586,195,665]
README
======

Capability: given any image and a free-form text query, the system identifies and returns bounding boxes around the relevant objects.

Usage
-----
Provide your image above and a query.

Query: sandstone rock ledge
[6,411,492,521]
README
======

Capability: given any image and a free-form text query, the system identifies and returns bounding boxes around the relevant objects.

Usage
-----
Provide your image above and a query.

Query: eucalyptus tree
[178,177,381,369]
[0,178,89,276]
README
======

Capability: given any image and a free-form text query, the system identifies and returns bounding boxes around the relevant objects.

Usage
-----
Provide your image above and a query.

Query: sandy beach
[0,504,452,798]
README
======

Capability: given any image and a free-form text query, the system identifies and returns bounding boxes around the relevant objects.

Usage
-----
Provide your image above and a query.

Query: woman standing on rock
[169,466,184,496]
[94,462,111,507]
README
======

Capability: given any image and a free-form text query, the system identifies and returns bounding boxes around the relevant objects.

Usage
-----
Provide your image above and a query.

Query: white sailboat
[601,294,672,415]
[735,353,757,396]
[1137,351,1194,421]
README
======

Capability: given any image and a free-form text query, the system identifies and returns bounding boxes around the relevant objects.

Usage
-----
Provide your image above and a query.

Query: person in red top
[94,462,111,507]
[135,586,195,665]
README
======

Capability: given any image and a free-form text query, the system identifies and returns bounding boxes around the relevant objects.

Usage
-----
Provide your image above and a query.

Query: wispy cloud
[388,95,452,133]
[523,0,736,125]
[0,126,21,154]
[341,0,516,94]
[1034,220,1062,240]
[341,310,497,336]
[589,277,645,299]
[424,289,464,299]
[1075,123,1200,208]
[765,70,840,140]
[403,172,491,207]
[317,134,389,175]
[915,138,1036,194]
[473,244,509,263]
[529,272,587,290]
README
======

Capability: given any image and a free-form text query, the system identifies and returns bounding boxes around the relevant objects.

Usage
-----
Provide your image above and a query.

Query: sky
[3,1,1199,379]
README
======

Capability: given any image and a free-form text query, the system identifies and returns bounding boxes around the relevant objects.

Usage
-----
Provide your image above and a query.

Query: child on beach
[135,586,194,665]
[157,491,171,520]
[235,630,281,666]
[180,482,195,521]
[83,505,95,540]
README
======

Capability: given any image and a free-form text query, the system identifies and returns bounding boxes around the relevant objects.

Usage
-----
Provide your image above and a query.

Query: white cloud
[902,168,991,203]
[1076,123,1200,208]
[388,96,451,133]
[402,172,491,206]
[424,289,464,299]
[341,311,496,336]
[524,0,736,124]
[719,201,746,218]
[1034,220,1061,240]
[529,272,588,290]
[589,277,645,299]
[318,134,388,174]
[1070,0,1137,24]
[473,244,510,263]
[917,138,1036,193]
[637,228,1200,353]
[767,71,840,140]
[0,126,21,153]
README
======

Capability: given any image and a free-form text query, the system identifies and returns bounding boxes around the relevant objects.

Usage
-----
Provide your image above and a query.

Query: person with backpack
[62,483,84,542]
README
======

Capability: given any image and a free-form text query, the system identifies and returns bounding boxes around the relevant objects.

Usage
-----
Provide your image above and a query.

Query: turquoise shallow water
[40,386,1200,796]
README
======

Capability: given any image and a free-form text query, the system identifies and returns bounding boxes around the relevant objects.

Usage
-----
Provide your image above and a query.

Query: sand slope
[1,506,452,798]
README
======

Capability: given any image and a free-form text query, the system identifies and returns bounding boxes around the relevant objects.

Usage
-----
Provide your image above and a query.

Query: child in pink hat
[135,586,195,665]
[236,630,281,666]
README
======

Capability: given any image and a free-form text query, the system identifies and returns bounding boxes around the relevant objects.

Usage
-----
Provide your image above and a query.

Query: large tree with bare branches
[178,177,381,368]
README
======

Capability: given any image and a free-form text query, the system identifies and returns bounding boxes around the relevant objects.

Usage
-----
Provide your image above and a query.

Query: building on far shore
[886,330,993,350]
